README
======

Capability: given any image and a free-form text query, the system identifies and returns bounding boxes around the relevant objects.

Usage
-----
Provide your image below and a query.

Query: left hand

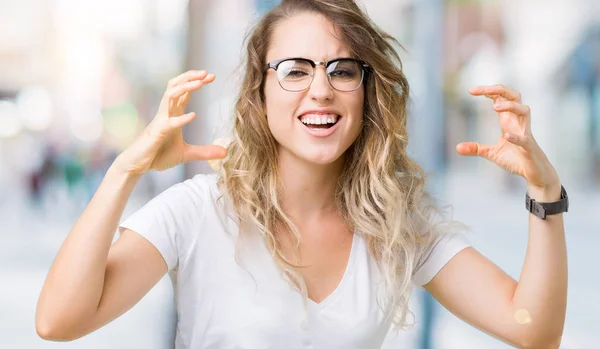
[455,84,560,190]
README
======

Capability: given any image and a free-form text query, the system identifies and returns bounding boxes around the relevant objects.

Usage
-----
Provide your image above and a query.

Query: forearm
[511,182,567,348]
[36,162,141,332]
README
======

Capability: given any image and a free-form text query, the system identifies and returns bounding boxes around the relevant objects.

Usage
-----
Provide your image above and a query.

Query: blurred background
[1,0,599,348]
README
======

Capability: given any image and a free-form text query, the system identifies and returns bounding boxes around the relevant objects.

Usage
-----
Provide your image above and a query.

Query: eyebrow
[268,56,357,62]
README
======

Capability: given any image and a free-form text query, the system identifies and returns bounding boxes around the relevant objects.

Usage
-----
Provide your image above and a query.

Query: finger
[167,80,204,101]
[493,101,531,116]
[167,112,196,129]
[176,91,190,110]
[469,84,522,102]
[165,82,204,116]
[167,73,216,101]
[482,94,504,102]
[503,133,532,150]
[455,142,493,159]
[167,70,209,88]
[468,86,507,104]
[202,74,216,84]
[180,74,215,103]
[182,144,228,162]
[207,138,232,171]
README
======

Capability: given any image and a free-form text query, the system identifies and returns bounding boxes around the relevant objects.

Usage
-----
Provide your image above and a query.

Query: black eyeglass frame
[265,57,370,92]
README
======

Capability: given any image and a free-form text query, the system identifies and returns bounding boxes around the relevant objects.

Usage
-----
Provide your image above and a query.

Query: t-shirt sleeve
[412,232,471,287]
[118,175,212,271]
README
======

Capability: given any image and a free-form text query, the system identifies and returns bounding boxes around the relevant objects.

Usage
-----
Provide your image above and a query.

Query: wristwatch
[525,185,569,220]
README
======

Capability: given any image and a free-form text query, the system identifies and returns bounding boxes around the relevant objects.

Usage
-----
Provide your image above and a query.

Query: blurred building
[556,25,600,183]
[1,1,599,349]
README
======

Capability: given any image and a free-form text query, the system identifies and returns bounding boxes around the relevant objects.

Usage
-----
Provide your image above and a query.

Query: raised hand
[115,70,228,176]
[455,84,560,191]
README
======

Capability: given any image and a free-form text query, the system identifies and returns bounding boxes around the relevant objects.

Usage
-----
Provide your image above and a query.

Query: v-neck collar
[307,232,358,311]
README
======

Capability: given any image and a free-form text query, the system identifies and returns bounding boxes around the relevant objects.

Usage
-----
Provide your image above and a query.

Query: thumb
[455,142,493,159]
[182,144,228,163]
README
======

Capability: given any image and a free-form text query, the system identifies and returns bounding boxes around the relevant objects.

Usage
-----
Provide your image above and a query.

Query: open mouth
[299,114,341,129]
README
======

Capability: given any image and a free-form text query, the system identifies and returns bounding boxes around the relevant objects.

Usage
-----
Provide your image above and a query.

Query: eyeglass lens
[275,59,363,92]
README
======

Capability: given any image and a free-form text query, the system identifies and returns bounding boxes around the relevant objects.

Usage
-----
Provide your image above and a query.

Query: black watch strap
[525,185,569,220]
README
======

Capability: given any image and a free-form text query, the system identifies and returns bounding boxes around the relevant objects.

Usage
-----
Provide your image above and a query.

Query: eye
[286,69,310,78]
[278,60,313,81]
[329,69,355,78]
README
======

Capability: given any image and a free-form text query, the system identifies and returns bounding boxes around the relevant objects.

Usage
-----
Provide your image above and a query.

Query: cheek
[263,78,278,115]
[355,93,365,118]
[265,78,284,116]
[345,91,365,143]
[349,90,365,124]
[264,79,299,127]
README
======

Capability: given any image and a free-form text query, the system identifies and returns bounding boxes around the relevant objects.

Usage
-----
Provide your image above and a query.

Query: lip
[298,115,342,138]
[297,108,343,138]
[297,108,342,119]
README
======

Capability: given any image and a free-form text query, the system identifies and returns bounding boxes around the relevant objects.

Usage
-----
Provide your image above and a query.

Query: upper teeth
[300,114,339,125]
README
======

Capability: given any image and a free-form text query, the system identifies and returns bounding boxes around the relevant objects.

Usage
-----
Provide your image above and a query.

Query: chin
[297,148,345,166]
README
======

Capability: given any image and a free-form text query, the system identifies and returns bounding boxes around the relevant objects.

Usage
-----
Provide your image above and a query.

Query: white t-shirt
[119,174,470,349]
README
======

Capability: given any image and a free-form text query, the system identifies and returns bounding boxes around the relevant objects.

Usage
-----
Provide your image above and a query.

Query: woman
[36,0,568,348]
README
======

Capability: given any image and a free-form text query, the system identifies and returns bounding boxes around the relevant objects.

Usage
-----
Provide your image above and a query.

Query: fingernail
[206,74,215,79]
[494,103,504,108]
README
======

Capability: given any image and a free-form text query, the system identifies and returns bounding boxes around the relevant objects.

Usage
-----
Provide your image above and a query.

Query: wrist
[110,157,145,181]
[527,181,562,203]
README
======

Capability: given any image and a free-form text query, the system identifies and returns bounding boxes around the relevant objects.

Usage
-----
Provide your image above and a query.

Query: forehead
[266,12,352,63]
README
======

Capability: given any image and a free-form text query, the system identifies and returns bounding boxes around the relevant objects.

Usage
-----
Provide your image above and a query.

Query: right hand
[115,70,228,176]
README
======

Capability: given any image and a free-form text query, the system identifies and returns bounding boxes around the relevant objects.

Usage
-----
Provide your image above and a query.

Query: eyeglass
[265,57,369,92]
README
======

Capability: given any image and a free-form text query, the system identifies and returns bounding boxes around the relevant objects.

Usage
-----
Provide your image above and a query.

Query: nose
[308,66,333,102]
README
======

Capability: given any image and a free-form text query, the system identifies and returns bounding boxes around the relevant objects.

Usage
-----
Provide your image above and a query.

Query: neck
[277,149,345,220]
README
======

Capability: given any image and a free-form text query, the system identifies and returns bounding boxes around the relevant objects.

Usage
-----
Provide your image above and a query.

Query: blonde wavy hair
[218,0,461,329]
